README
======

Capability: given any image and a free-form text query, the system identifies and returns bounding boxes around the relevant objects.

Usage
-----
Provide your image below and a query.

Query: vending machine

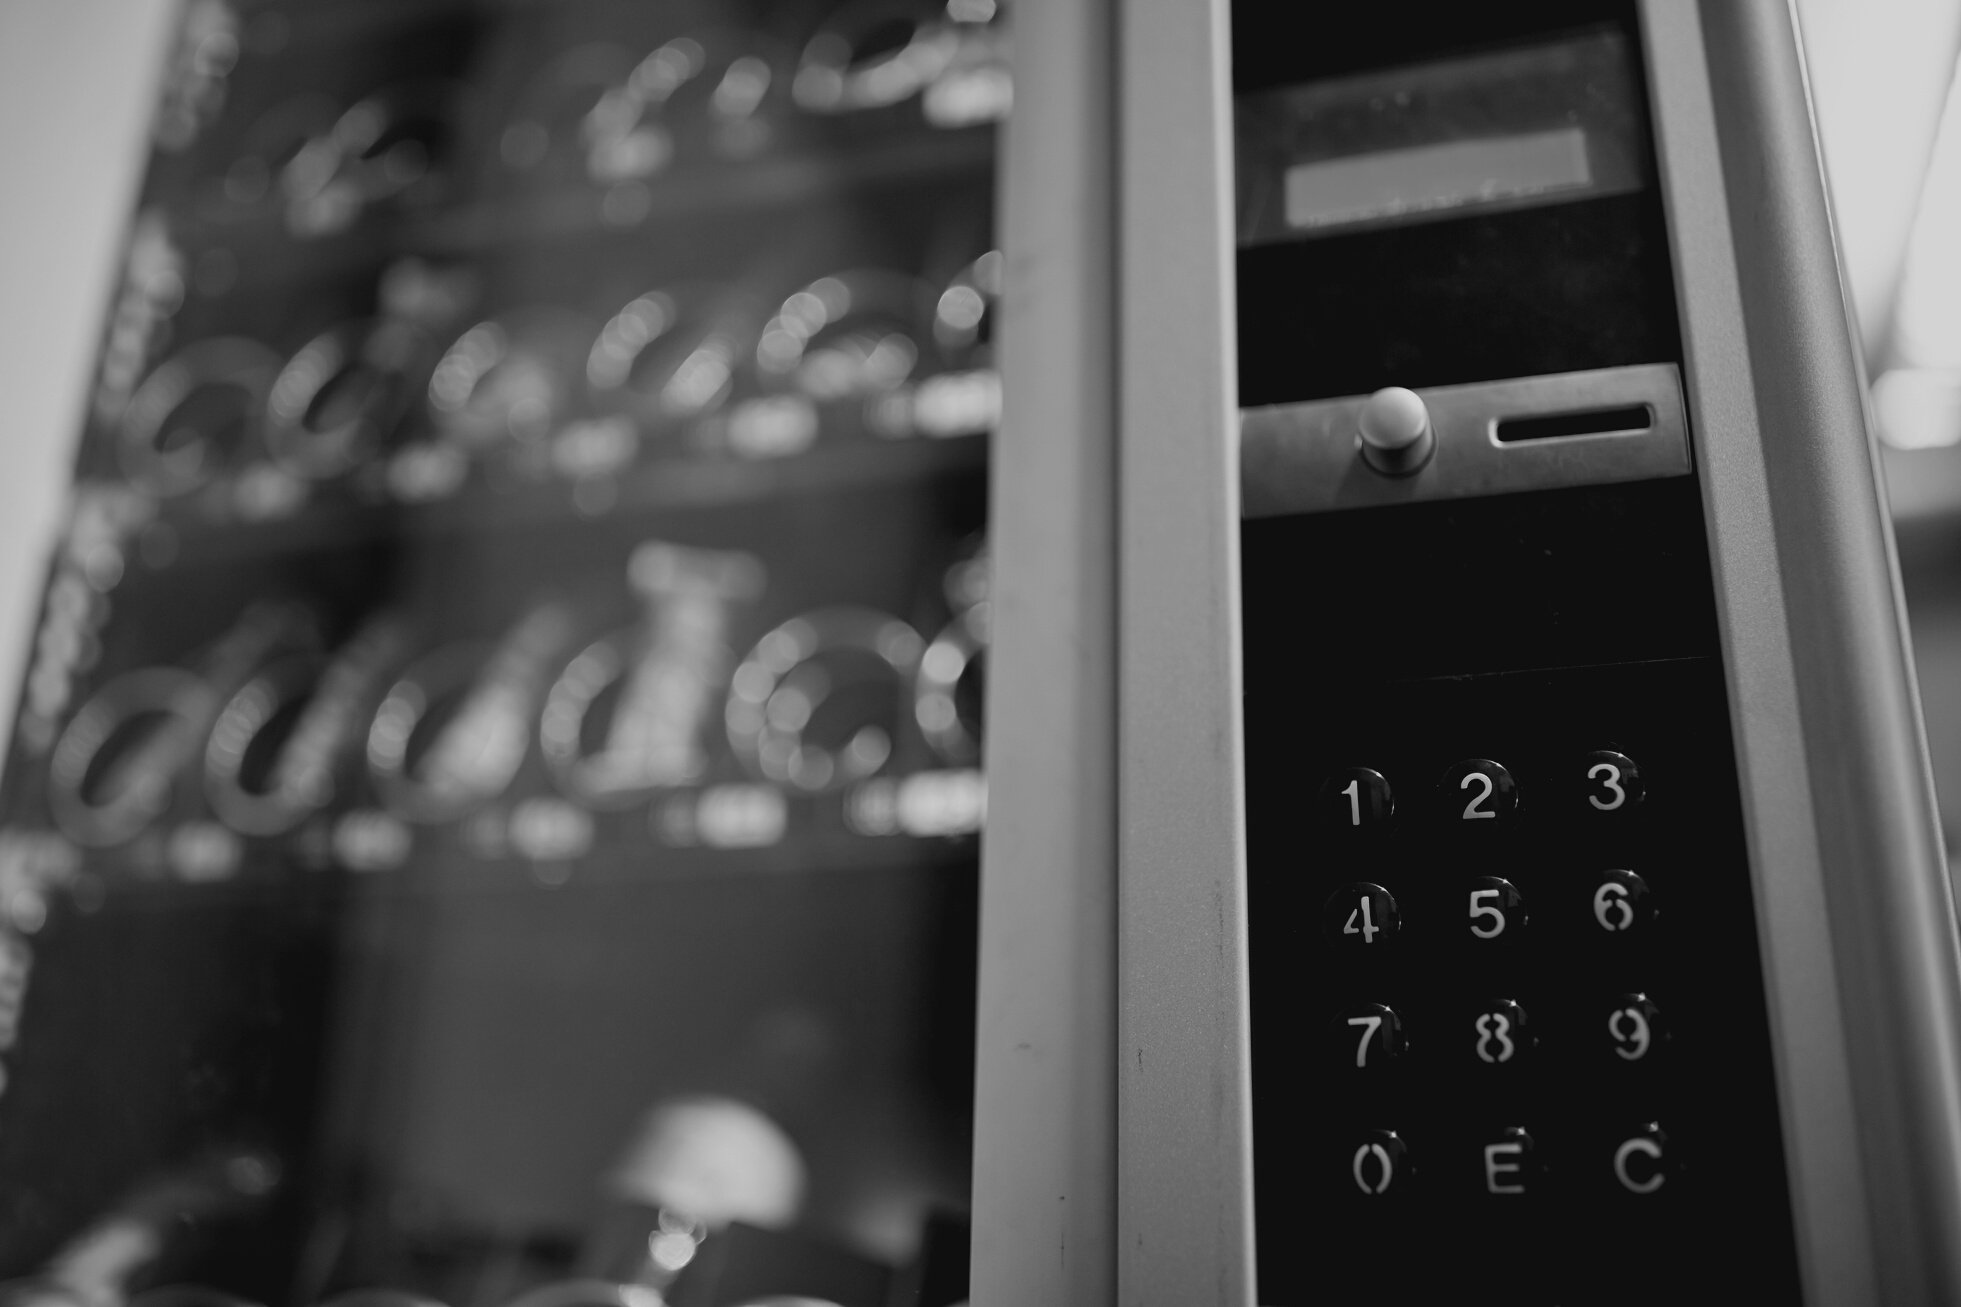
[3,1,1961,1306]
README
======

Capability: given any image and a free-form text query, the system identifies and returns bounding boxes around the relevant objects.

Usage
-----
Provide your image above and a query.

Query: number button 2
[1438,759,1518,824]
[1333,1002,1406,1069]
[1582,749,1645,814]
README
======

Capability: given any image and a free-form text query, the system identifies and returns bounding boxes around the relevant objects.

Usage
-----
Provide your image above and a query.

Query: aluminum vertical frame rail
[969,0,1120,1303]
[1644,2,1961,1302]
[1115,0,1255,1305]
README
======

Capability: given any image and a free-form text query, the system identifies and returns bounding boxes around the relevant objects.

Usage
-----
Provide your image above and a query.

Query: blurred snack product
[725,608,924,793]
[541,542,764,810]
[48,602,319,848]
[116,338,281,496]
[365,604,577,824]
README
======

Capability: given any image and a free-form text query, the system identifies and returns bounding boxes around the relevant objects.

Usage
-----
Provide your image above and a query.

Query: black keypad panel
[1246,657,1800,1305]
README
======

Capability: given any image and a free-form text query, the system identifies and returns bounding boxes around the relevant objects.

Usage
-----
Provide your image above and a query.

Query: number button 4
[1438,759,1518,824]
[1316,767,1394,832]
[1333,1002,1407,1069]
[1325,882,1400,948]
[1467,876,1526,942]
[1581,749,1645,815]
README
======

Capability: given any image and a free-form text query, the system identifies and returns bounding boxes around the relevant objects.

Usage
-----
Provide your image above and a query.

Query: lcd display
[1283,126,1592,231]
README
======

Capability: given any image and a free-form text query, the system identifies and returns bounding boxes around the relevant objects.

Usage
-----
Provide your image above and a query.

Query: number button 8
[1438,759,1518,824]
[1581,749,1644,815]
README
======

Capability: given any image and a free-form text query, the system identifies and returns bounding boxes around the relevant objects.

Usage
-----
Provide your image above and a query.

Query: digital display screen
[1283,126,1592,231]
[1238,29,1647,245]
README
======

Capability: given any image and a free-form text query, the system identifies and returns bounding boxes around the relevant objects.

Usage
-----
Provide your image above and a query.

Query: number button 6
[1592,869,1654,935]
[1438,759,1518,824]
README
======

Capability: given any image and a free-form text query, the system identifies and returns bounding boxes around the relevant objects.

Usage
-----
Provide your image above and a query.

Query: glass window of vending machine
[0,4,1017,1306]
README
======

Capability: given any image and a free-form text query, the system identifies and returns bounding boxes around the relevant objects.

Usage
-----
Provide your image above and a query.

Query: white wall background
[0,0,171,752]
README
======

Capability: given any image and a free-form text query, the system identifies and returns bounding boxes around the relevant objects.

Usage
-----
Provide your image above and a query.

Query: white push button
[1356,386,1435,475]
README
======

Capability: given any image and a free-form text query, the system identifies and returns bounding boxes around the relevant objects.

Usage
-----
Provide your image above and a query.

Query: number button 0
[1325,883,1400,948]
[1467,876,1526,941]
[1607,993,1664,1063]
[1471,998,1530,1065]
[1591,869,1655,935]
[1334,1002,1406,1069]
[1316,767,1394,831]
[1348,1129,1409,1196]
[1582,749,1645,814]
[1438,759,1518,824]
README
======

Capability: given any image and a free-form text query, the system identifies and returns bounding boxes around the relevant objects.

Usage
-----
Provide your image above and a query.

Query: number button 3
[1325,883,1400,948]
[1582,749,1644,814]
[1438,759,1518,824]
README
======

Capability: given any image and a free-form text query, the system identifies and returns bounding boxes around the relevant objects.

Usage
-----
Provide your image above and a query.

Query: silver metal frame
[1241,363,1691,518]
[969,0,1119,1303]
[1115,0,1255,1305]
[1111,1,1961,1303]
[1645,3,1961,1302]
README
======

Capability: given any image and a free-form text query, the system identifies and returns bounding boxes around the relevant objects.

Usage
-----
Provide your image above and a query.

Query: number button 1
[1316,767,1394,831]
[1333,1002,1406,1069]
[1438,759,1518,824]
[1582,749,1645,814]
[1325,883,1400,948]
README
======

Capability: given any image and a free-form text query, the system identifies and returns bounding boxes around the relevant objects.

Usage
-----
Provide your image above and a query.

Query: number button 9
[1582,749,1644,815]
[1324,882,1400,948]
[1438,759,1517,824]
[1591,869,1654,935]
[1315,767,1394,832]
[1607,993,1665,1063]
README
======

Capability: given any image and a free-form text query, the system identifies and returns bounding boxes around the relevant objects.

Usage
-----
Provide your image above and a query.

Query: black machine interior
[1235,4,1802,1301]
[0,3,1002,1306]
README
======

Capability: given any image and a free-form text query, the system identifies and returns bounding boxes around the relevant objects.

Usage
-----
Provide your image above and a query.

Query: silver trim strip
[1241,363,1690,518]
[1117,0,1256,1304]
[1649,1,1961,1301]
[969,0,1120,1303]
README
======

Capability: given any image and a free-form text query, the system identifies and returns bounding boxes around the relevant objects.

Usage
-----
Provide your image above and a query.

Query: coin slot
[1495,402,1653,443]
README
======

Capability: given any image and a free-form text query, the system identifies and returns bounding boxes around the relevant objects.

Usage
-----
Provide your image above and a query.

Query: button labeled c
[1614,1134,1666,1194]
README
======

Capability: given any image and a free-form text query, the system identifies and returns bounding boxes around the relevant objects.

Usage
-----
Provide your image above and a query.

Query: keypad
[1248,660,1795,1303]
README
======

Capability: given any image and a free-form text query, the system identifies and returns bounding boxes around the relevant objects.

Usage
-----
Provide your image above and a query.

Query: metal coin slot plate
[1240,363,1690,518]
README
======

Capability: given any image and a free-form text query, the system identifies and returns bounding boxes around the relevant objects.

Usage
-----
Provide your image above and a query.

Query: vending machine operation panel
[1233,7,1795,1300]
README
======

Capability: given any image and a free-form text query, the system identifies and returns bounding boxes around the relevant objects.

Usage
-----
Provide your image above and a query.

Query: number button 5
[1333,1002,1407,1069]
[1324,883,1400,948]
[1581,749,1644,814]
[1467,877,1526,941]
[1438,759,1518,824]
